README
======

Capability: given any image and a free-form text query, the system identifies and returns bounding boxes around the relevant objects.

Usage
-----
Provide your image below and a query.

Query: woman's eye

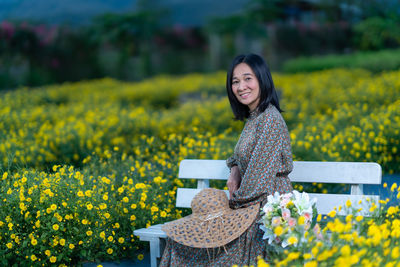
[245,77,251,81]
[232,81,238,84]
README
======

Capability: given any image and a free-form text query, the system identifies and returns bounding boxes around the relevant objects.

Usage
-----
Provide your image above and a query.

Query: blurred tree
[353,17,400,50]
[89,0,169,79]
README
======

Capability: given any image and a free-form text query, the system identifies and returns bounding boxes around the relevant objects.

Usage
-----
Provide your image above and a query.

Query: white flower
[262,204,274,214]
[259,224,274,243]
[293,190,316,215]
[267,191,281,205]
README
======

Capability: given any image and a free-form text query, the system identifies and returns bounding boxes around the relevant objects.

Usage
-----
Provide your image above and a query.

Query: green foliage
[282,49,400,73]
[353,17,400,50]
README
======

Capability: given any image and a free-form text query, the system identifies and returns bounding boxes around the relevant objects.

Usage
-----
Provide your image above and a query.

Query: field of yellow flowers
[0,68,399,265]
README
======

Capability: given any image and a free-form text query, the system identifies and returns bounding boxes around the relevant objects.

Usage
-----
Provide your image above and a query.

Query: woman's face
[231,63,260,111]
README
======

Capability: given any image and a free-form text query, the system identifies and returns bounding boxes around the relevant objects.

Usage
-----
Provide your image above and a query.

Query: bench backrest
[176,159,382,216]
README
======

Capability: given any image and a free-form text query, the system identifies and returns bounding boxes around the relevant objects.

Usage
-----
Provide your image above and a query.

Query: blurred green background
[1,0,400,89]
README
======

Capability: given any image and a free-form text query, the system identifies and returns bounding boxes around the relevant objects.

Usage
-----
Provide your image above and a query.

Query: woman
[160,54,293,266]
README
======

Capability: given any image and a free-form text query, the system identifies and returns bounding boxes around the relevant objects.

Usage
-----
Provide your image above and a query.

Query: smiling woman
[159,54,293,266]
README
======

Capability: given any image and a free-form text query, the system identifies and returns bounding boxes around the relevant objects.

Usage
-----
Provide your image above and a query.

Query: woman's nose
[238,81,246,90]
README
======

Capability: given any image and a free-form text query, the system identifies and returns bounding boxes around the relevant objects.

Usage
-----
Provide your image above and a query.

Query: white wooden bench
[134,159,382,267]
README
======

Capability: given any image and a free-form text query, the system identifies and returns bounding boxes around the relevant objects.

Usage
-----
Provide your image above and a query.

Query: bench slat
[176,188,379,216]
[289,161,382,184]
[134,224,167,240]
[178,160,382,185]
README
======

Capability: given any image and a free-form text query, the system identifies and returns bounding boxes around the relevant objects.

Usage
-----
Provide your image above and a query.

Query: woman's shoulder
[258,103,284,124]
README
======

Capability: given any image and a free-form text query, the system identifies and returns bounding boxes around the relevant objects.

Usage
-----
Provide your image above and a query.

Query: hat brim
[162,202,260,248]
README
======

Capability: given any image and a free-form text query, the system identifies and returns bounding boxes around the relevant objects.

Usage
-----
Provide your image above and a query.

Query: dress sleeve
[226,155,238,170]
[230,113,292,208]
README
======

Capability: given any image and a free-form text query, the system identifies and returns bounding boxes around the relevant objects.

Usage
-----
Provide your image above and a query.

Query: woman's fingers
[227,179,239,198]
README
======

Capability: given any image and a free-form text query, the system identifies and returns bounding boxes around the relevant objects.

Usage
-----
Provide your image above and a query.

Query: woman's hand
[227,165,241,199]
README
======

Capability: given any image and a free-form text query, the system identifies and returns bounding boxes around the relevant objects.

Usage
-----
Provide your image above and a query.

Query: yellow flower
[391,183,398,192]
[298,216,305,225]
[77,191,84,197]
[50,256,57,263]
[100,231,106,239]
[87,203,93,210]
[392,247,400,259]
[69,244,75,249]
[82,219,88,225]
[53,224,59,230]
[137,254,144,260]
[304,261,317,267]
[311,247,319,256]
[104,213,110,219]
[118,237,125,244]
[288,236,298,245]
[257,256,270,267]
[50,204,57,210]
[107,248,113,254]
[31,239,38,246]
[6,242,12,249]
[45,250,51,256]
[356,215,363,222]
[103,194,108,201]
[303,253,312,260]
[328,210,336,218]
[108,236,114,242]
[387,206,398,216]
[31,255,37,261]
[87,230,93,236]
[287,252,300,260]
[345,199,352,208]
[274,226,283,236]
[130,215,136,221]
[122,197,129,203]
[151,206,159,213]
[341,245,351,256]
[60,239,66,246]
[160,211,167,218]
[131,204,137,209]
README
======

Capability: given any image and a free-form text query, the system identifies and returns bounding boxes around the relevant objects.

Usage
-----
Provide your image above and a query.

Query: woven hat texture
[162,188,260,248]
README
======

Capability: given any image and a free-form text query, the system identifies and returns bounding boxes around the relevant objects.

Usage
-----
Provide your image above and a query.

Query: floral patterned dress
[159,103,293,266]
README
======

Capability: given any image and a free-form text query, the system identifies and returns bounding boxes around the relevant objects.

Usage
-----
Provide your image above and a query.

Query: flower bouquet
[259,190,318,249]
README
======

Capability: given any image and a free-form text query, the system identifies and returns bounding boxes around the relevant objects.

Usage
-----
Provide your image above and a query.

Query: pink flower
[313,223,321,234]
[303,212,312,222]
[281,208,291,220]
[288,217,296,227]
[313,224,323,240]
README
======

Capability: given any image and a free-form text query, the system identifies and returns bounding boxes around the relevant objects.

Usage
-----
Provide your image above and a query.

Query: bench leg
[149,238,160,267]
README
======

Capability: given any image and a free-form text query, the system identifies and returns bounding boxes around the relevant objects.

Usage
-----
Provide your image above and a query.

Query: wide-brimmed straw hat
[162,188,260,248]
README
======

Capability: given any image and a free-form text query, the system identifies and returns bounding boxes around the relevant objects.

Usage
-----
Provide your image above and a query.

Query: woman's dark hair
[226,54,282,120]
